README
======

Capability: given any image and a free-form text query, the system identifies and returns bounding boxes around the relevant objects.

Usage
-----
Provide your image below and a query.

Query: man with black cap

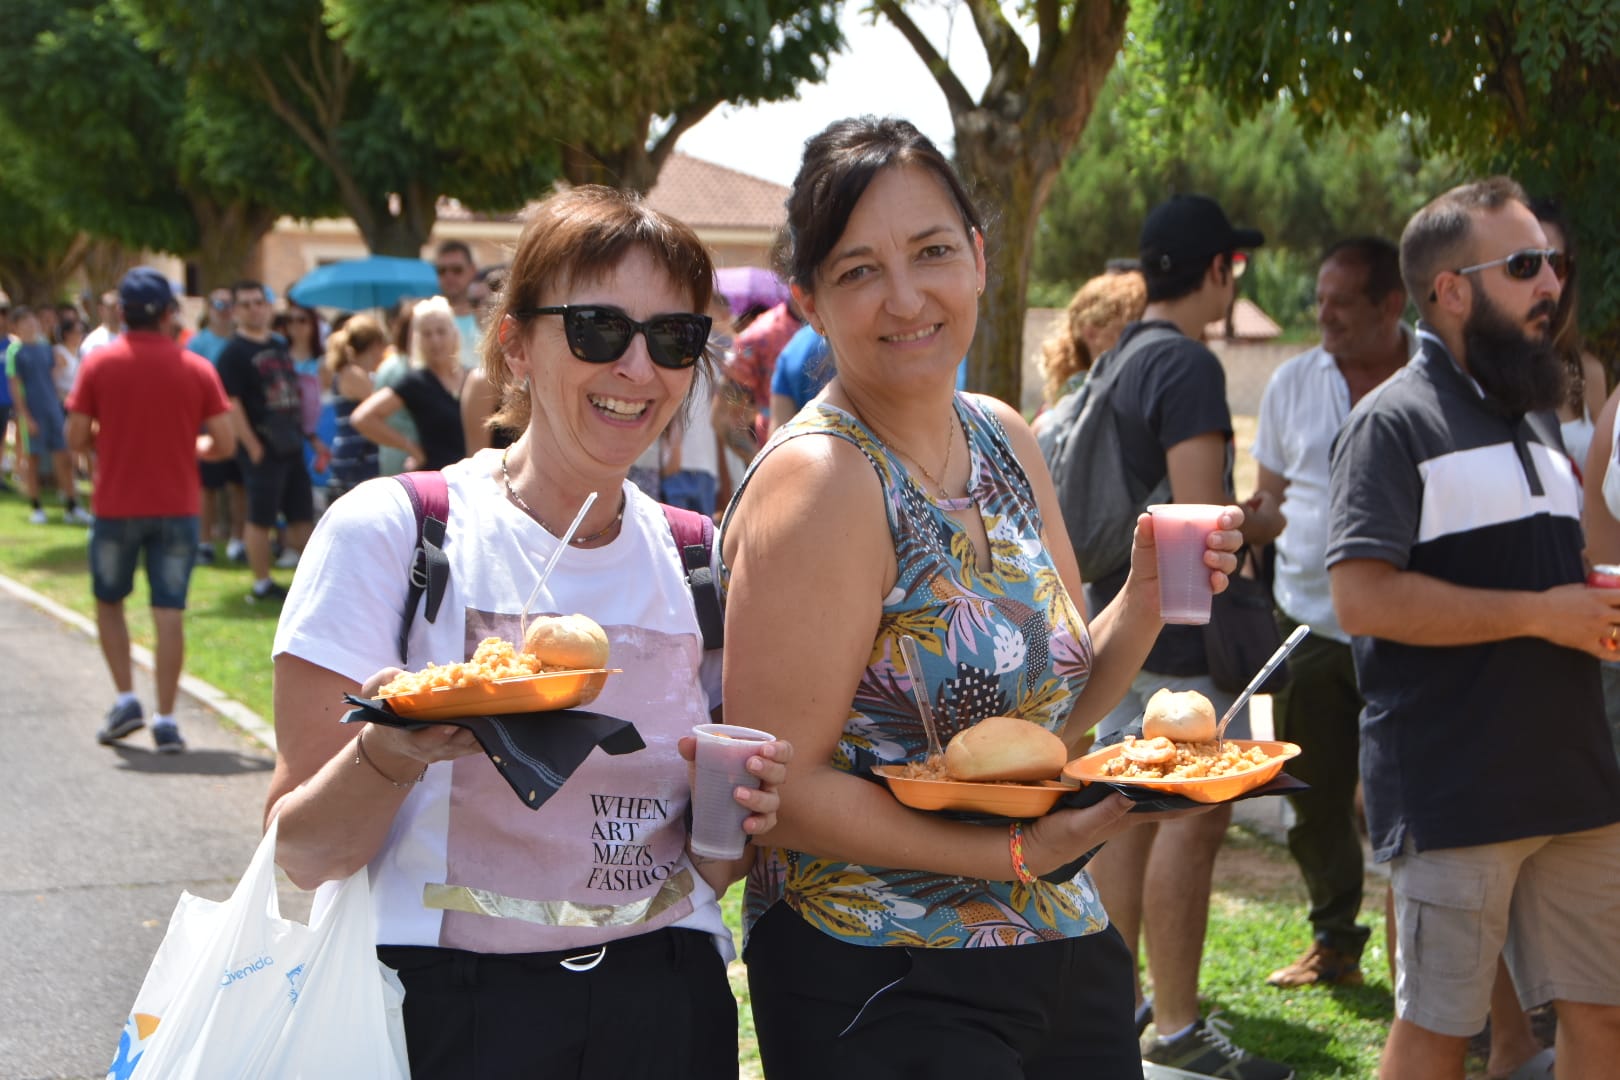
[65,268,237,754]
[1077,194,1292,1079]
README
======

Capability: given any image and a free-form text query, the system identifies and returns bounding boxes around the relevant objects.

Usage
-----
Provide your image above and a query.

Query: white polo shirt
[1251,325,1417,643]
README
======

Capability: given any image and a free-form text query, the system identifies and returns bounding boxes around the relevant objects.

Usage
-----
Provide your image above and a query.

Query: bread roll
[522,614,610,670]
[1142,688,1217,743]
[944,716,1068,783]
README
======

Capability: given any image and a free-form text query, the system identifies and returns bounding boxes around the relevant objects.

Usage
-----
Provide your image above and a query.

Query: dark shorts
[745,901,1141,1079]
[25,401,67,454]
[378,927,737,1079]
[199,458,242,490]
[90,516,200,609]
[241,450,313,527]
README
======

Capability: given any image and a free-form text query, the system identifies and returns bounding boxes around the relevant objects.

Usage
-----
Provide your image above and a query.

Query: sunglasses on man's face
[1455,248,1564,283]
[436,263,470,276]
[520,305,711,370]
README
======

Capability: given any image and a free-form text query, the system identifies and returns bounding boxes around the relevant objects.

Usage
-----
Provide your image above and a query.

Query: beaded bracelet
[1008,822,1036,886]
[355,728,427,787]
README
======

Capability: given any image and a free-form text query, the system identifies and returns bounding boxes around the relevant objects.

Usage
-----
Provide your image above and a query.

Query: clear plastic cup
[689,723,773,860]
[1147,503,1224,625]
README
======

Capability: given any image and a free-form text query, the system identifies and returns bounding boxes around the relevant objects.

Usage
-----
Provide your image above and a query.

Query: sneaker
[28,507,47,525]
[274,548,300,569]
[65,505,94,525]
[1143,1016,1294,1080]
[196,544,216,565]
[249,580,287,604]
[151,722,186,754]
[226,540,248,564]
[96,699,146,744]
[1266,942,1365,988]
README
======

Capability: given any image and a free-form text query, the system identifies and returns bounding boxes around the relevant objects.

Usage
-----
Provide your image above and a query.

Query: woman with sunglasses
[350,296,466,471]
[717,117,1244,1077]
[265,185,789,1078]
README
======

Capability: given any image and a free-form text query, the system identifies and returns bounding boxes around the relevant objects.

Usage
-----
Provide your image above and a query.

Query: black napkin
[342,695,645,811]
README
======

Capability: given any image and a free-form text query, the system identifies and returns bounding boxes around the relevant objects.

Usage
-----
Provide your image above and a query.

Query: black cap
[118,267,176,321]
[1139,194,1264,275]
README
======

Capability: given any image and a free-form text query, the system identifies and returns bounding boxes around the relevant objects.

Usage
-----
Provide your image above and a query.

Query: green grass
[0,482,1394,1078]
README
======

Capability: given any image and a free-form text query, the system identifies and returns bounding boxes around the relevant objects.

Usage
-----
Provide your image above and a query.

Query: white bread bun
[1142,688,1217,743]
[522,614,610,670]
[944,716,1068,783]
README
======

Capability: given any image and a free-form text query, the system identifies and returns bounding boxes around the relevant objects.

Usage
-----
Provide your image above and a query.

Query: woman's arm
[351,387,424,462]
[1584,387,1620,566]
[977,396,1241,741]
[721,431,1138,882]
[460,368,498,455]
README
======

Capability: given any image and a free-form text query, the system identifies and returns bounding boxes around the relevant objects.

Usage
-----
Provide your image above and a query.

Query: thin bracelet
[1008,822,1037,886]
[355,728,427,787]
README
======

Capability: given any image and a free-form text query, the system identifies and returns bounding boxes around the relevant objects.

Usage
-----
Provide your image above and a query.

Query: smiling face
[507,246,697,481]
[796,164,985,391]
[1316,256,1397,361]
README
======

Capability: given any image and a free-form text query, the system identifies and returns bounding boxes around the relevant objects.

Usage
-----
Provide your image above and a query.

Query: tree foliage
[329,0,844,192]
[1155,0,1620,349]
[1034,16,1465,332]
[871,0,1130,403]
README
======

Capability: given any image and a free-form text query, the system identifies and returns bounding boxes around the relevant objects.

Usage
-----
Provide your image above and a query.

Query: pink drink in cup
[1147,503,1224,625]
[690,723,773,860]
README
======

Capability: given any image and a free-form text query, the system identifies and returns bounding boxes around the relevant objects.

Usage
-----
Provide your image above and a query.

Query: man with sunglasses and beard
[1327,176,1620,1080]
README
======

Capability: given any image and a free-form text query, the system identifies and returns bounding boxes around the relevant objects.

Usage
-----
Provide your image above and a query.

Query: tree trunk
[190,196,279,290]
[78,238,141,299]
[359,187,435,258]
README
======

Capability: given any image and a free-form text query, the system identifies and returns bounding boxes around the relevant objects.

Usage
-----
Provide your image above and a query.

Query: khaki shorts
[1392,821,1620,1037]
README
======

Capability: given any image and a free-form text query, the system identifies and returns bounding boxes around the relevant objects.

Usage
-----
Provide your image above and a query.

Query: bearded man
[1326,176,1620,1080]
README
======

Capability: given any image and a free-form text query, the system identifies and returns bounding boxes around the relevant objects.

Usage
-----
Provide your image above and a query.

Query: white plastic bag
[107,819,409,1079]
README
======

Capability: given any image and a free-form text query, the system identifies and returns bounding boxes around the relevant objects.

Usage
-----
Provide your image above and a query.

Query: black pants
[379,928,737,1079]
[746,902,1142,1079]
[1270,616,1372,956]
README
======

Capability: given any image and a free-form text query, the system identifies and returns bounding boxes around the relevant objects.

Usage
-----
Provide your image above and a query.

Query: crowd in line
[22,112,1620,1080]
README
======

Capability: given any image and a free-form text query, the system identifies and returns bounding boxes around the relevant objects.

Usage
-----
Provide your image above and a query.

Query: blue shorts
[90,516,200,609]
[25,400,67,454]
[661,470,717,517]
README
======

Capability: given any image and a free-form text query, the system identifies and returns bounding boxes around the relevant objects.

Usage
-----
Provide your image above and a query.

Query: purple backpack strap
[661,504,723,650]
[394,471,450,665]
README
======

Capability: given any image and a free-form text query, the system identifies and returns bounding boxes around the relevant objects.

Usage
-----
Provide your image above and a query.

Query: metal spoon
[1215,624,1311,750]
[899,634,945,766]
[519,491,598,643]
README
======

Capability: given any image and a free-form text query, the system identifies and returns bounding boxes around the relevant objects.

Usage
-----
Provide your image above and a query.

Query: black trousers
[1270,616,1372,956]
[746,902,1143,1079]
[379,928,737,1079]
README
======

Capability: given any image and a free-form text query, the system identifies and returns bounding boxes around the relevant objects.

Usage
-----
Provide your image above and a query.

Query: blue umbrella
[289,255,438,312]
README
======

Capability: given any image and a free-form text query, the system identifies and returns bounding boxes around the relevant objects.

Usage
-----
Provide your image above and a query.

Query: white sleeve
[1605,410,1620,521]
[272,477,422,685]
[1250,361,1291,474]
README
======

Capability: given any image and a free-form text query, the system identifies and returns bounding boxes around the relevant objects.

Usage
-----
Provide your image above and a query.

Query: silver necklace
[500,448,625,546]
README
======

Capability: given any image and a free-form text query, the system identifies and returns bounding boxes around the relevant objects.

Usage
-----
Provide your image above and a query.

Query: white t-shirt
[273,449,731,958]
[1251,327,1416,642]
[79,324,116,360]
[672,368,719,477]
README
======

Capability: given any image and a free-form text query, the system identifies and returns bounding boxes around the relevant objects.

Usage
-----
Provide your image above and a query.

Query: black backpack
[1036,324,1180,581]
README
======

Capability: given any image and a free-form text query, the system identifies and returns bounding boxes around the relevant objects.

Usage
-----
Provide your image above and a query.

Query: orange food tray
[1062,738,1301,804]
[872,765,1072,817]
[380,669,619,721]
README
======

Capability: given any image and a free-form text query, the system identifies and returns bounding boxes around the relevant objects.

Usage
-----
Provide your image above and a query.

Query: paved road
[0,588,303,1080]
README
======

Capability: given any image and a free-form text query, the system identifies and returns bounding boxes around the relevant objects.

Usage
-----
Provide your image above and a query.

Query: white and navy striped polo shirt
[1327,327,1620,861]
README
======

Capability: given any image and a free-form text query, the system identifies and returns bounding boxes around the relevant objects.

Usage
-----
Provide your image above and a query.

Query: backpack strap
[661,504,724,651]
[394,471,450,665]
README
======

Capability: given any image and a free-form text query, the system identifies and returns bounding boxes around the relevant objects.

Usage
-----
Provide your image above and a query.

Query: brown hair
[1039,271,1147,404]
[325,314,386,377]
[1400,175,1527,314]
[484,185,716,433]
[780,116,984,292]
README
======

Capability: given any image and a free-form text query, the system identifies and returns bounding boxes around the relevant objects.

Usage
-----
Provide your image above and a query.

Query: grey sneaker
[151,722,186,754]
[97,699,145,744]
[1143,1016,1294,1080]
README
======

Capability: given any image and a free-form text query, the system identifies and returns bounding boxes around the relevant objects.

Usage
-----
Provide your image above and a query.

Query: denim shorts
[90,516,200,609]
[26,401,67,454]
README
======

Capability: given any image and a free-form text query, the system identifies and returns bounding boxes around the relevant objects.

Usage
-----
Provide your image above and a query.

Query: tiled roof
[1205,298,1283,341]
[644,153,788,231]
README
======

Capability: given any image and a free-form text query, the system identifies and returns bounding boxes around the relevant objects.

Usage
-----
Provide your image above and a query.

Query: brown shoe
[1266,942,1365,988]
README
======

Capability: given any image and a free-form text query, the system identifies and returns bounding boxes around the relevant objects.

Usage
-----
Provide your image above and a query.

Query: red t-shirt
[66,331,230,519]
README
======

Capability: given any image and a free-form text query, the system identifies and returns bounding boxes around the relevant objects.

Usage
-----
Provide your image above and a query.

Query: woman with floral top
[718,117,1245,1077]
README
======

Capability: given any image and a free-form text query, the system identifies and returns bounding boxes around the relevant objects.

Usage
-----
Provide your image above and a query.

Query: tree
[871,0,1129,403]
[1154,0,1620,348]
[327,0,844,193]
[0,137,91,306]
[0,1,327,288]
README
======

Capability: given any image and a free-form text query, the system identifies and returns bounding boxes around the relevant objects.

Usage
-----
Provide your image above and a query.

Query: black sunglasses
[518,305,711,370]
[1455,248,1564,282]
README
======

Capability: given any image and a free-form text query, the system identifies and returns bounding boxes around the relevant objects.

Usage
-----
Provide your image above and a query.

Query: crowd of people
[12,111,1620,1079]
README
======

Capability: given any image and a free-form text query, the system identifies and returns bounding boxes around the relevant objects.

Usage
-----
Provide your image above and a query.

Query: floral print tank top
[719,393,1108,948]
